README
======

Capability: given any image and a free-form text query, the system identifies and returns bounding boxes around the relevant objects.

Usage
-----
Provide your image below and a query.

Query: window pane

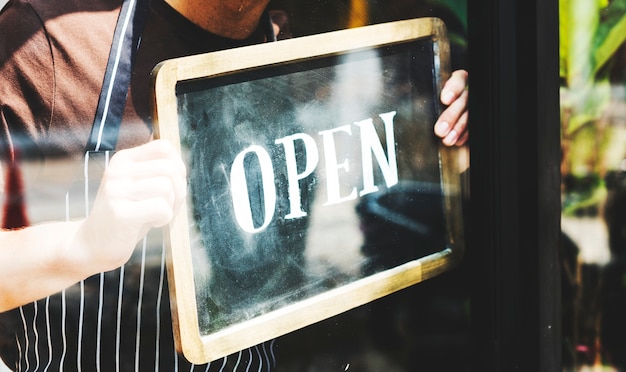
[268,1,471,371]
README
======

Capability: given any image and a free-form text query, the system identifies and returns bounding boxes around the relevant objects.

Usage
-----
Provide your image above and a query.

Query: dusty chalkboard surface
[152,17,466,364]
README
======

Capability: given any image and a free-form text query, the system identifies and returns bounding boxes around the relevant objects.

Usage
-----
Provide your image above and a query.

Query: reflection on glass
[175,40,450,335]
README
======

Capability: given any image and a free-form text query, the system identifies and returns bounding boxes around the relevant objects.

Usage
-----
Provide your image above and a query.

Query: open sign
[152,17,466,364]
[230,111,399,233]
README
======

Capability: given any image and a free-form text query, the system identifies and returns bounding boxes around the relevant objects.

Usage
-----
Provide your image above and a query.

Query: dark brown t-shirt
[0,0,270,158]
[0,0,282,370]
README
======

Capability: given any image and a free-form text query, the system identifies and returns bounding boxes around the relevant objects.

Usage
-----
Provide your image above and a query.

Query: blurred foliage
[560,0,626,215]
[269,0,468,74]
[426,0,467,47]
[560,0,626,133]
[271,0,467,48]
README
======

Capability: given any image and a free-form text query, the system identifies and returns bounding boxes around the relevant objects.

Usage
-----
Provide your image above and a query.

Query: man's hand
[0,140,187,311]
[434,69,468,146]
[73,139,187,272]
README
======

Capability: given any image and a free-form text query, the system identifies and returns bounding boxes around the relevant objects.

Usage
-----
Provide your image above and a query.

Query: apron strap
[86,0,151,152]
[87,3,276,153]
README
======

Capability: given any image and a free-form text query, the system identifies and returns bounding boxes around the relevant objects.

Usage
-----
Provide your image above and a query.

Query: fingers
[435,69,469,147]
[108,195,177,229]
[435,100,468,146]
[106,140,187,211]
[440,70,468,106]
[80,140,188,269]
[105,160,186,213]
[103,176,178,221]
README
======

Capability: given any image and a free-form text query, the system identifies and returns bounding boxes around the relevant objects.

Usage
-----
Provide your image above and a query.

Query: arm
[435,69,469,146]
[0,140,186,312]
[0,2,187,312]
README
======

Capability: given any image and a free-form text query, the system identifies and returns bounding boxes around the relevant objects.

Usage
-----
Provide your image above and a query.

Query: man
[0,0,468,370]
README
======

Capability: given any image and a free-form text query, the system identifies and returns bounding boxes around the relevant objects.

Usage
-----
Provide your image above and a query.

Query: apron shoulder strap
[86,0,151,152]
[87,3,277,153]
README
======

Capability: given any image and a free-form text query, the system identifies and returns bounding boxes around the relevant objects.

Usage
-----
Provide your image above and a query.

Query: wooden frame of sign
[151,17,466,364]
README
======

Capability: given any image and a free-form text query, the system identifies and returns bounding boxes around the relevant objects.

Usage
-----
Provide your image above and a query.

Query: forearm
[0,220,96,312]
[0,140,186,313]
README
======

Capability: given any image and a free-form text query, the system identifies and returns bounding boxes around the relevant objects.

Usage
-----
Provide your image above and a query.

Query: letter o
[230,145,277,233]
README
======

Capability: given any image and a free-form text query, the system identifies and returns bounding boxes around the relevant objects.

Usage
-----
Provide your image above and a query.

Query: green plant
[426,0,467,47]
[560,0,626,214]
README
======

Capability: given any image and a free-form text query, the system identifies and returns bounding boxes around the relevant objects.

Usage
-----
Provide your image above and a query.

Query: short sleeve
[0,0,55,160]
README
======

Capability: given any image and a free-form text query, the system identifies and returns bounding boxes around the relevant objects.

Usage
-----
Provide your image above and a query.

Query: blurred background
[559,0,626,369]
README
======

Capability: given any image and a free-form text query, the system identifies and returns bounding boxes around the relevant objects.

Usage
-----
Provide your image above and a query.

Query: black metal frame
[467,0,561,370]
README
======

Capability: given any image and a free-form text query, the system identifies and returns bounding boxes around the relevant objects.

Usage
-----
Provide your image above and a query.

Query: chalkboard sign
[151,17,466,364]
